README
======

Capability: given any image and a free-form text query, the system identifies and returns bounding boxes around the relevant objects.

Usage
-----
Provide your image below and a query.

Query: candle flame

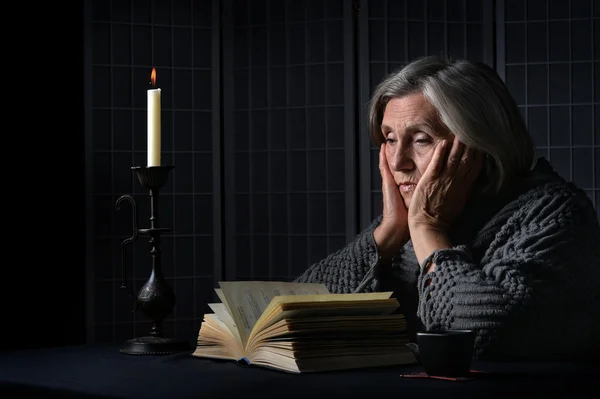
[150,68,157,87]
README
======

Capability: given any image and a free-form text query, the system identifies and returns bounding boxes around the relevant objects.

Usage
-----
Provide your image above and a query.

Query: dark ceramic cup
[416,330,475,377]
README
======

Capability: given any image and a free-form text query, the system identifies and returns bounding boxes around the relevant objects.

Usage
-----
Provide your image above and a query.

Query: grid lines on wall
[502,0,599,219]
[359,0,492,227]
[223,0,355,283]
[88,0,218,345]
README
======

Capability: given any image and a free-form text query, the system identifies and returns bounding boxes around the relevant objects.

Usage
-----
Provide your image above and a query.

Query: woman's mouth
[399,183,416,193]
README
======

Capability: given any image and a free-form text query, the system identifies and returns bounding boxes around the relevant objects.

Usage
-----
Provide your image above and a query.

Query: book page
[264,302,399,328]
[275,291,393,304]
[214,288,236,328]
[215,289,227,308]
[208,303,242,345]
[249,292,396,345]
[218,281,330,347]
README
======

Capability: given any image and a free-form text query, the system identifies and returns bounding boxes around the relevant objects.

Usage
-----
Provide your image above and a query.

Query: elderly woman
[295,55,600,361]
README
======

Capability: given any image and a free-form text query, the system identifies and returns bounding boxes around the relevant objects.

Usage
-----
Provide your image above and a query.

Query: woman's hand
[408,138,484,233]
[373,143,410,261]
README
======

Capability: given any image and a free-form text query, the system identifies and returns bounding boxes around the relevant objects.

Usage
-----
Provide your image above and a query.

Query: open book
[191,281,417,373]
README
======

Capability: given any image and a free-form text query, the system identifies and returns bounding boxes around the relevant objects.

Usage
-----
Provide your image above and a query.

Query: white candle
[147,68,161,166]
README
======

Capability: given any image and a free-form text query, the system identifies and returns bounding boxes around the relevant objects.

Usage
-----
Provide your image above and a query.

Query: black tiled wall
[503,0,599,217]
[223,0,354,283]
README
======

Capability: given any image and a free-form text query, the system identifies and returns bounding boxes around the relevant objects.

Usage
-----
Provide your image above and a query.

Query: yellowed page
[256,292,394,331]
[247,314,407,354]
[208,302,242,345]
[193,314,242,360]
[218,281,330,347]
[255,301,397,333]
[276,291,393,305]
[248,292,395,347]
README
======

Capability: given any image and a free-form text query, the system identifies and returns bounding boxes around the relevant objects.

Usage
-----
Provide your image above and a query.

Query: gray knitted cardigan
[294,158,600,361]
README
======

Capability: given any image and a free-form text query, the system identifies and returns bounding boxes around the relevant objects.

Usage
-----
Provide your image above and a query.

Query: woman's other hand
[373,143,410,261]
[408,138,484,233]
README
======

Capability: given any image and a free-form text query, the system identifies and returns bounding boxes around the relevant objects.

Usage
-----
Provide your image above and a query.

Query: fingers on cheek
[438,143,447,169]
[452,139,464,155]
[430,141,447,175]
[448,141,468,171]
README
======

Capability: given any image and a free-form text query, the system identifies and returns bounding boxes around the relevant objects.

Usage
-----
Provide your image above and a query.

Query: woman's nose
[388,145,414,172]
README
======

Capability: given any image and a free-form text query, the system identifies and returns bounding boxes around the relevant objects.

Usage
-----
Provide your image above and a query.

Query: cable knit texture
[294,158,600,361]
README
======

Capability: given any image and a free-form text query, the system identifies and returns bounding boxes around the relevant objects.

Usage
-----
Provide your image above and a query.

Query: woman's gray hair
[367,55,536,195]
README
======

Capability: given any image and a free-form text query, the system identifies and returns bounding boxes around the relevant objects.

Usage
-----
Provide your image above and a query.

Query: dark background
[5,0,597,352]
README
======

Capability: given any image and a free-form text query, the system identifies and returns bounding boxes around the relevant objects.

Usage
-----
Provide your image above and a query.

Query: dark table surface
[1,342,598,398]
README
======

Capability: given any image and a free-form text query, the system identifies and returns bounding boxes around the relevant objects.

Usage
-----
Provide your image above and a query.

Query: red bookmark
[400,370,491,382]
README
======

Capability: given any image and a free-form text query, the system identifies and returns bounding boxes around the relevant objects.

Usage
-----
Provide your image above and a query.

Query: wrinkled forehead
[381,94,444,131]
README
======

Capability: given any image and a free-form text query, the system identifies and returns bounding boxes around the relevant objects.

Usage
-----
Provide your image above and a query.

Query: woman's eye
[414,135,431,144]
[385,137,396,143]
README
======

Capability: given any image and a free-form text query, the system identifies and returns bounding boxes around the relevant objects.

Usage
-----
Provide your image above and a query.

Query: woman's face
[381,92,453,208]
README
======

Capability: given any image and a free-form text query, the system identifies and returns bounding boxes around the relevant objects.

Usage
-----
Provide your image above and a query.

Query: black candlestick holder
[115,165,191,355]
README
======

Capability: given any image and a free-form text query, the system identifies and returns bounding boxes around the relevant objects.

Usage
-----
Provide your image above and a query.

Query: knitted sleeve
[293,215,387,293]
[416,184,600,359]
